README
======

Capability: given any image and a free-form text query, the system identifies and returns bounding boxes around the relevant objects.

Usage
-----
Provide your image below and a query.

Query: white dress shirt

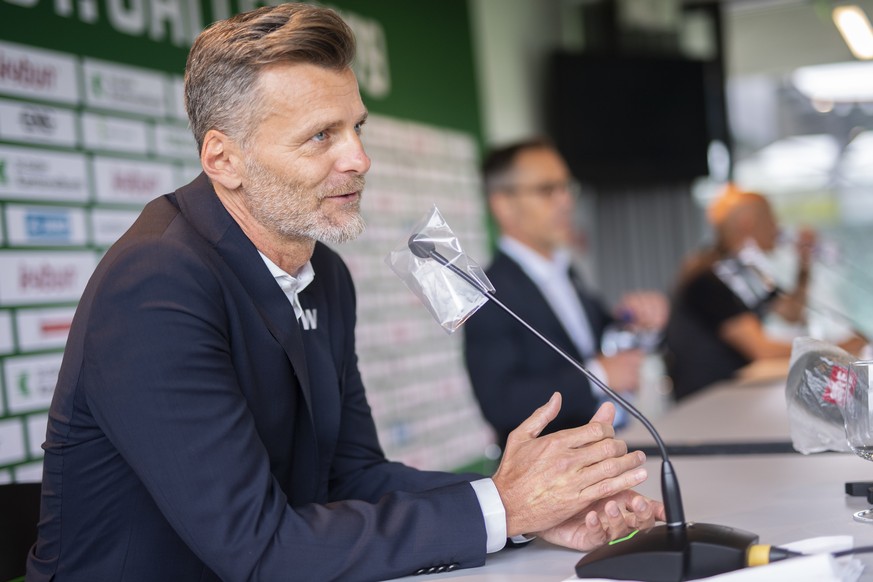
[498,236,626,424]
[258,251,510,553]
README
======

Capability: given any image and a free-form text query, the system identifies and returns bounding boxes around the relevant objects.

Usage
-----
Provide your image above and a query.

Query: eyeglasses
[501,179,581,200]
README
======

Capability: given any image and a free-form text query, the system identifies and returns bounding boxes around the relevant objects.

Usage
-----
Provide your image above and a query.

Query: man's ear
[489,192,515,230]
[200,129,243,190]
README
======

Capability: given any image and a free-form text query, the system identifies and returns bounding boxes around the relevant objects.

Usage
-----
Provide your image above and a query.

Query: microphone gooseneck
[408,233,758,581]
[408,234,684,526]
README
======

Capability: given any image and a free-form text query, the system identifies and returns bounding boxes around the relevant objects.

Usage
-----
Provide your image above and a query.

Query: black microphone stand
[408,235,758,582]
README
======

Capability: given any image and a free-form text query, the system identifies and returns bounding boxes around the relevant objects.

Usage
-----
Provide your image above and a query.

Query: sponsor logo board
[6,204,88,246]
[83,58,167,117]
[3,352,63,414]
[0,98,77,147]
[82,112,149,154]
[26,413,48,457]
[16,306,76,351]
[90,208,140,247]
[93,157,174,205]
[13,461,43,482]
[0,41,79,105]
[0,251,96,306]
[154,123,197,159]
[0,311,12,354]
[0,418,25,465]
[168,75,186,120]
[179,163,203,185]
[0,145,89,202]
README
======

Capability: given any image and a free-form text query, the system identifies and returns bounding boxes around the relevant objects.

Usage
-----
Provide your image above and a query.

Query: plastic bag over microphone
[786,336,855,454]
[385,205,494,334]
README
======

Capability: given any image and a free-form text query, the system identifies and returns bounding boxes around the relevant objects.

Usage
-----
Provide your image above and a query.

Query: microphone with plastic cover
[408,234,759,582]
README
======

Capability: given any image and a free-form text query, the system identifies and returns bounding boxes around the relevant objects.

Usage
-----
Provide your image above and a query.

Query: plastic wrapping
[786,336,854,454]
[386,205,494,333]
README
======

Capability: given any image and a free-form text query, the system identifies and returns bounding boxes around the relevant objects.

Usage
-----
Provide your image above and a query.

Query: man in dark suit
[27,6,663,581]
[464,139,668,449]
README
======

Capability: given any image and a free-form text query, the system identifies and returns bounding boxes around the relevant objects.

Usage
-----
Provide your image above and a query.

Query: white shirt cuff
[585,358,629,427]
[469,478,507,553]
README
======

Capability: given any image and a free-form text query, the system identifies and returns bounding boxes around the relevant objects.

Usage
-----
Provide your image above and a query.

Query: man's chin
[316,214,366,245]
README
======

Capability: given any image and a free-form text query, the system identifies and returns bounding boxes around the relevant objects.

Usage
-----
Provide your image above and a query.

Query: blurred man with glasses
[464,138,667,450]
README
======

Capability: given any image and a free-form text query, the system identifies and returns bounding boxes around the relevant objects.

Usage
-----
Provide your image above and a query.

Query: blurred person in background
[664,185,865,400]
[463,138,668,451]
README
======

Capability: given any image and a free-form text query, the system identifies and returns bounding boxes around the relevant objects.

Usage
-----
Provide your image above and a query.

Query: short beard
[242,156,366,245]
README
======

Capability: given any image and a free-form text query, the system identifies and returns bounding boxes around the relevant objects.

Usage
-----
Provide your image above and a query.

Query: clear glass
[842,360,873,523]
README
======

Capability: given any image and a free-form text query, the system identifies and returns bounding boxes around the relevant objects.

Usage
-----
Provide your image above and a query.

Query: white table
[390,376,873,581]
[616,379,792,451]
[391,453,873,581]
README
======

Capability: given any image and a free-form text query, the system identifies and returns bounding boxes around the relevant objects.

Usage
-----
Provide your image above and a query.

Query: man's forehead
[256,63,355,95]
[255,64,365,121]
[514,148,568,178]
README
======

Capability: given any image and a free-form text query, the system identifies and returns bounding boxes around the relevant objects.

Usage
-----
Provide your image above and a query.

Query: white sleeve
[469,478,508,553]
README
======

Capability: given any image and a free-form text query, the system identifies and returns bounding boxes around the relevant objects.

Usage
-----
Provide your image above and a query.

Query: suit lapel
[173,174,316,421]
[495,251,584,359]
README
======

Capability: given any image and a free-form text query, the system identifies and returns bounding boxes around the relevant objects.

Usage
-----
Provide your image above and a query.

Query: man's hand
[615,291,669,332]
[596,350,645,393]
[492,396,648,538]
[794,227,817,271]
[537,490,665,551]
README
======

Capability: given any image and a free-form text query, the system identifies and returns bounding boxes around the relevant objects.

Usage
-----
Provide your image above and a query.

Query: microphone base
[574,522,758,581]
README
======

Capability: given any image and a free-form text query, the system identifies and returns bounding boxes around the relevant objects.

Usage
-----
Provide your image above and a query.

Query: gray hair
[185,3,356,153]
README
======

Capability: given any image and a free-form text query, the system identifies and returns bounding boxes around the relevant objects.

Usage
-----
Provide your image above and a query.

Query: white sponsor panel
[0,145,89,202]
[0,469,11,484]
[168,75,186,120]
[26,413,48,457]
[82,112,149,154]
[154,123,197,160]
[4,352,63,414]
[16,307,76,351]
[0,41,79,105]
[0,99,77,147]
[0,417,25,465]
[83,58,167,117]
[93,157,174,205]
[6,204,88,246]
[90,208,140,247]
[0,251,96,306]
[0,311,12,354]
[179,163,203,185]
[13,461,43,482]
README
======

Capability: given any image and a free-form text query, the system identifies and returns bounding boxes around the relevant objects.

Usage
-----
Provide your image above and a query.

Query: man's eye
[312,131,327,142]
[354,123,364,135]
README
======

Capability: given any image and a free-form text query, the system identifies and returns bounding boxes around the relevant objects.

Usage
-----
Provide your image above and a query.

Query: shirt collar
[258,251,315,295]
[498,235,571,285]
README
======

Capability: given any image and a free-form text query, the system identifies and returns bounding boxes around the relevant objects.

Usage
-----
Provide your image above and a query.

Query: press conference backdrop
[0,0,494,483]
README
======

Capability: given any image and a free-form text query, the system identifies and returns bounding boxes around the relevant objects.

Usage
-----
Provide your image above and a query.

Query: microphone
[407,234,759,581]
[733,245,868,340]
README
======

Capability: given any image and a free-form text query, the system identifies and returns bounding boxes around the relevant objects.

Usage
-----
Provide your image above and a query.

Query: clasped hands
[492,393,665,552]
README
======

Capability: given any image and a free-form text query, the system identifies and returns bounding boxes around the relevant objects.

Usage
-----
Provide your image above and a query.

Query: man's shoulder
[485,250,526,281]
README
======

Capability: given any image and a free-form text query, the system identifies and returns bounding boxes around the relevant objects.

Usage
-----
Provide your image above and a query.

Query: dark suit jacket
[27,174,486,582]
[463,250,612,448]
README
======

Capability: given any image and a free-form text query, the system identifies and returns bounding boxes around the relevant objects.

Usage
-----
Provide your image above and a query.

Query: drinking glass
[843,360,873,523]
